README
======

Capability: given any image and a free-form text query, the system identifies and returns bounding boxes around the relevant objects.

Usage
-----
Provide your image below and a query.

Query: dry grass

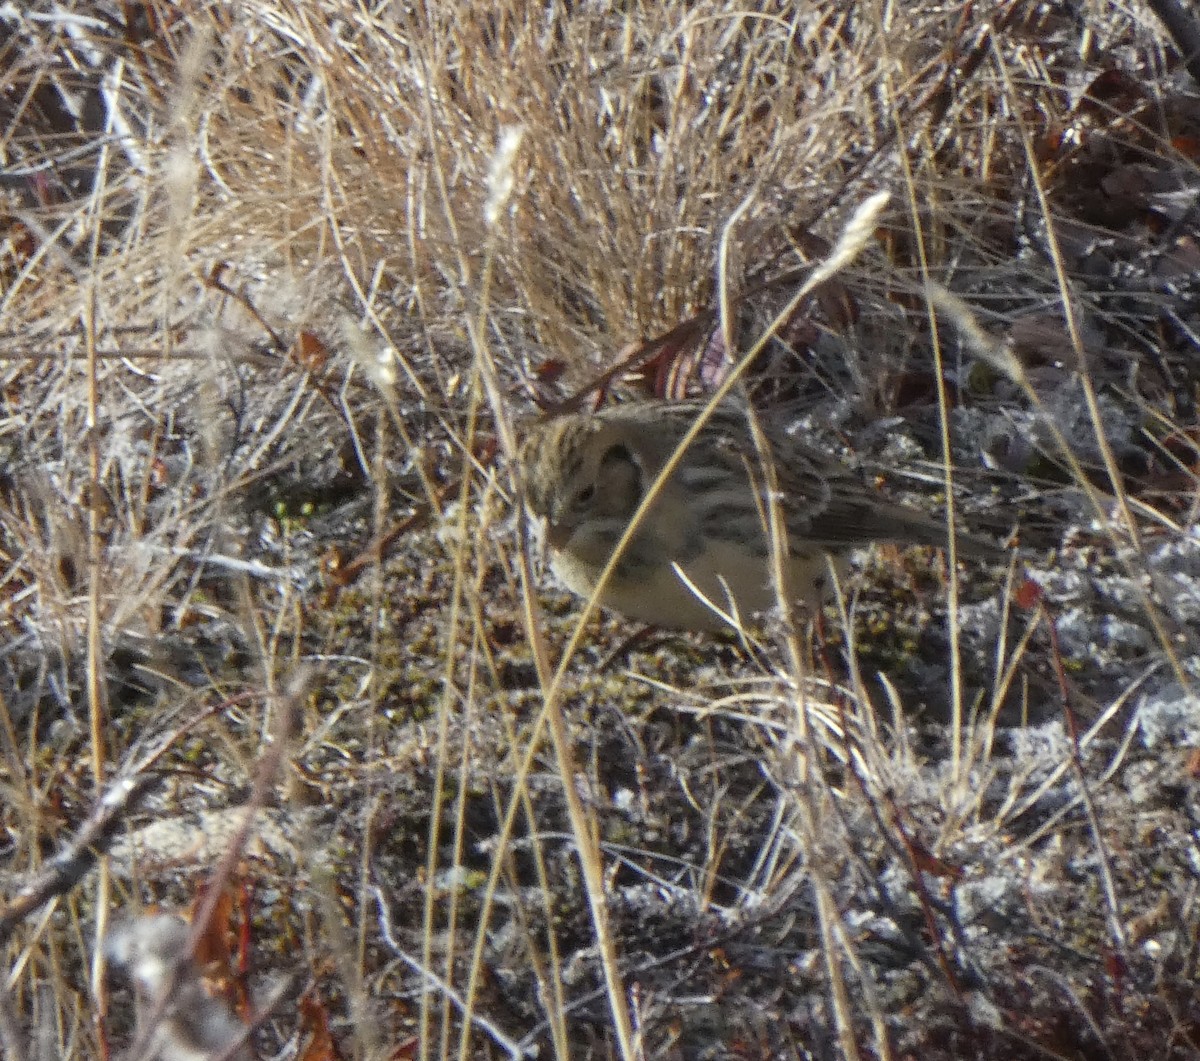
[1,1,1199,1058]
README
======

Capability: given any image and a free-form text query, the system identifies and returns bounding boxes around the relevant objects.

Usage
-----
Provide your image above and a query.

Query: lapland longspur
[519,400,1003,631]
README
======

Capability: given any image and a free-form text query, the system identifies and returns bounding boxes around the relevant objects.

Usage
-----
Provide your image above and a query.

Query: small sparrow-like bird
[520,400,1003,631]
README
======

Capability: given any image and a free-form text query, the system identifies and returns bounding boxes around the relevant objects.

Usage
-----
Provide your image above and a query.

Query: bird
[519,399,1005,631]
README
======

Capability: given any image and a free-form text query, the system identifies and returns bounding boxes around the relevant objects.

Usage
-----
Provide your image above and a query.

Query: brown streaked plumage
[519,400,1003,631]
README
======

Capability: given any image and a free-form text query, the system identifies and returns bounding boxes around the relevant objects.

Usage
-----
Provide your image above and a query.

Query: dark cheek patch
[599,442,637,477]
[598,442,644,510]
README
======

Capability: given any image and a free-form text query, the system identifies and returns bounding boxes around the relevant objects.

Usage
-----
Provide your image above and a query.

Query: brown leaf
[908,841,963,881]
[1014,577,1043,610]
[1076,68,1144,116]
[292,330,330,374]
[298,990,343,1061]
[1186,748,1200,779]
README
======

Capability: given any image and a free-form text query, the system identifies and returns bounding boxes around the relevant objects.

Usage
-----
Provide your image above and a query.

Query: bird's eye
[574,484,596,507]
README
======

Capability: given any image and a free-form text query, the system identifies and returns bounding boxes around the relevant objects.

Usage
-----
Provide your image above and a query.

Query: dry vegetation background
[2,1,1200,1058]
